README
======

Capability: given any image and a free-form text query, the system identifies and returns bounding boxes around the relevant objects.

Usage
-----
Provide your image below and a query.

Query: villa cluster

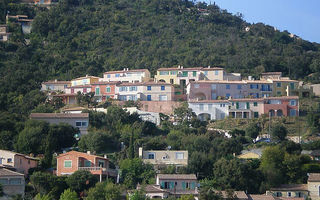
[41,67,313,120]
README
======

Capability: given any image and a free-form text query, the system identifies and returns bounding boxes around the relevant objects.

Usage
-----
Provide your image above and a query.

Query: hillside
[0,0,320,114]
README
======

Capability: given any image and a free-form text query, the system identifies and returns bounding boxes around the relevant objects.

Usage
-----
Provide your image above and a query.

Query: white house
[188,100,230,121]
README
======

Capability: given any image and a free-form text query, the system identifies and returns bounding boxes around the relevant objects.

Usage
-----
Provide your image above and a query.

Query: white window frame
[64,160,72,168]
[176,152,184,159]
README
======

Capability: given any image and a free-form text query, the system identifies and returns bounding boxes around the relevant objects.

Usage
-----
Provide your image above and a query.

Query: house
[141,174,199,199]
[0,25,10,42]
[30,113,89,136]
[188,100,229,121]
[41,80,70,93]
[0,168,25,199]
[0,150,38,175]
[267,184,309,199]
[268,79,299,97]
[138,147,188,169]
[115,82,174,101]
[91,81,119,102]
[311,84,320,97]
[56,151,117,182]
[187,80,248,100]
[102,68,151,83]
[237,149,263,159]
[245,80,273,98]
[307,173,320,200]
[261,72,283,80]
[125,107,161,125]
[263,96,299,117]
[228,98,264,119]
[71,75,99,87]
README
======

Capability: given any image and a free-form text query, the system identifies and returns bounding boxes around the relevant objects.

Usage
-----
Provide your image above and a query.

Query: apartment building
[102,68,151,83]
[71,75,99,86]
[41,80,70,93]
[30,113,89,135]
[91,81,119,102]
[188,100,229,120]
[263,96,299,117]
[139,147,188,168]
[228,99,264,119]
[0,150,38,175]
[115,82,174,101]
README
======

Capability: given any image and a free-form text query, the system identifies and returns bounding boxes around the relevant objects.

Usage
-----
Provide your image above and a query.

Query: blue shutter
[191,182,195,189]
[160,181,165,189]
[182,182,186,190]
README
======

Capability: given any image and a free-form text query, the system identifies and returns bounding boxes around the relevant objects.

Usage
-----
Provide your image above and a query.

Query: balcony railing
[78,167,103,171]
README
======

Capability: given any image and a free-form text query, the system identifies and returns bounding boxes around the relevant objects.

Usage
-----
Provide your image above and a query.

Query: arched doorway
[158,79,166,83]
[277,109,283,117]
[269,109,275,117]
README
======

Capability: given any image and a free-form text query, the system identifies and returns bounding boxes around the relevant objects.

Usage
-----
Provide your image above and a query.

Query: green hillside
[0,0,320,114]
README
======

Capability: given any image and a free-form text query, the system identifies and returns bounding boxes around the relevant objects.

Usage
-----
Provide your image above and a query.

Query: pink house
[263,96,299,117]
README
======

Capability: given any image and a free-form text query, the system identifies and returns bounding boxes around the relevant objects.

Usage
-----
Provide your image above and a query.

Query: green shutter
[236,102,239,109]
[182,182,186,190]
[160,181,165,189]
[247,102,250,109]
[170,182,174,189]
[193,71,197,77]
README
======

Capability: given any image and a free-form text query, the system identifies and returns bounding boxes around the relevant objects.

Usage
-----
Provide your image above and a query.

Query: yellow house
[71,75,100,86]
[154,67,180,84]
[237,149,262,159]
[269,79,299,96]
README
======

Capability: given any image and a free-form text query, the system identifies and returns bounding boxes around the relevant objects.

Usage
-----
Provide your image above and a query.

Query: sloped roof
[30,113,89,118]
[270,184,308,191]
[157,174,197,180]
[221,191,248,199]
[308,173,320,182]
[0,168,24,176]
[310,150,320,156]
[0,150,39,161]
[104,69,149,74]
[248,194,275,200]
[56,150,108,161]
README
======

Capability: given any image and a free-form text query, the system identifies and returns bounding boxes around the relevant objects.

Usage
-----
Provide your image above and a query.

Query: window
[0,178,8,185]
[176,152,184,159]
[254,112,259,118]
[120,86,127,92]
[82,79,88,85]
[64,160,72,168]
[159,71,169,75]
[277,82,282,87]
[106,87,111,93]
[254,102,258,106]
[276,192,282,197]
[129,86,137,91]
[115,74,120,77]
[83,88,87,93]
[170,79,174,84]
[193,71,197,77]
[194,84,200,88]
[95,87,100,95]
[148,153,155,159]
[204,71,208,76]
[215,70,219,75]
[226,93,230,98]
[98,160,105,167]
[226,84,230,89]
[161,86,165,90]
[199,104,204,111]
[290,109,297,116]
[246,102,250,109]
[211,84,216,90]
[71,88,74,94]
[290,100,296,106]
[288,192,291,197]
[208,104,212,111]
[147,95,152,101]
[84,160,91,167]
[237,84,242,90]
[220,113,225,119]
[277,91,282,95]
[170,71,177,75]
[159,95,167,101]
[296,192,302,197]
[7,158,12,163]
[250,84,258,89]
[182,71,188,77]
[147,86,152,91]
[107,74,111,78]
[64,85,68,88]
[76,121,88,127]
[290,83,295,89]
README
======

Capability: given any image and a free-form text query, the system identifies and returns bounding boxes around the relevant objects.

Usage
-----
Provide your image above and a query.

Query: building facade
[91,81,118,102]
[188,100,229,121]
[102,68,151,83]
[263,96,299,117]
[41,80,70,93]
[0,168,25,199]
[30,113,89,135]
[0,150,38,175]
[71,75,99,87]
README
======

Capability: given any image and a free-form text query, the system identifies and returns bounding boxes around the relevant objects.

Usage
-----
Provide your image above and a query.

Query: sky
[201,0,320,43]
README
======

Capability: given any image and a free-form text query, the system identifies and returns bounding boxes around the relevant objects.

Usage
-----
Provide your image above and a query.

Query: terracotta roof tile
[270,184,308,191]
[0,168,24,176]
[157,174,197,180]
[308,173,320,182]
[248,194,275,200]
[104,69,149,74]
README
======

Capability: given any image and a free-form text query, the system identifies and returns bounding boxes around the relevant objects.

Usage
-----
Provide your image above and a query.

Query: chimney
[127,68,129,71]
[181,66,183,69]
[104,155,107,159]
[138,147,143,158]
[86,74,88,77]
[55,79,57,82]
[248,76,252,81]
[87,151,91,155]
[123,68,126,71]
[208,66,211,68]
[178,65,180,69]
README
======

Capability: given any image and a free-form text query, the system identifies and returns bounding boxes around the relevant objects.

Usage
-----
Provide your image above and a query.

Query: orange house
[90,81,119,102]
[56,151,117,181]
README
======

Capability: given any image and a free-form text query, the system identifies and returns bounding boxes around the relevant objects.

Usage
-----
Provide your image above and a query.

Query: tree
[59,189,78,200]
[245,122,261,140]
[66,170,98,194]
[119,158,155,189]
[174,102,195,125]
[79,131,118,154]
[129,190,149,200]
[179,195,195,200]
[271,124,288,141]
[105,182,122,200]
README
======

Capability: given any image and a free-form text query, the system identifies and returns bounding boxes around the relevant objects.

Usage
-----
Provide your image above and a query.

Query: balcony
[78,167,118,177]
